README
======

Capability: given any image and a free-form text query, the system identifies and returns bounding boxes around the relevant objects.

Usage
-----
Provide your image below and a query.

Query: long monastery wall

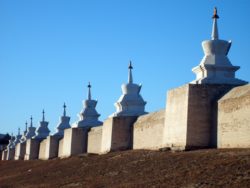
[133,109,165,150]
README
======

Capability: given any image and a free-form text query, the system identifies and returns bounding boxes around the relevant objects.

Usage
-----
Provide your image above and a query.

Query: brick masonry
[88,126,102,154]
[101,116,138,153]
[218,84,250,148]
[133,109,165,150]
[163,84,236,150]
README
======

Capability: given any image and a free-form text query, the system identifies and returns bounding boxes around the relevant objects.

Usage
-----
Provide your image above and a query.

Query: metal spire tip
[88,82,91,88]
[129,61,133,69]
[212,7,219,19]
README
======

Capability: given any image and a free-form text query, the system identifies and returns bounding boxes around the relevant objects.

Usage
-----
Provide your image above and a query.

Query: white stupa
[53,103,71,137]
[13,128,22,146]
[32,110,50,140]
[111,61,147,117]
[7,134,15,149]
[20,121,28,143]
[191,8,247,85]
[25,116,36,140]
[73,83,102,128]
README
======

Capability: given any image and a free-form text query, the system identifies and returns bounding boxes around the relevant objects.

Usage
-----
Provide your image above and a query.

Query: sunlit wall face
[0,0,249,134]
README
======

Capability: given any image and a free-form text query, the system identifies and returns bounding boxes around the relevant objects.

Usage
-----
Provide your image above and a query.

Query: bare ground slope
[0,149,250,188]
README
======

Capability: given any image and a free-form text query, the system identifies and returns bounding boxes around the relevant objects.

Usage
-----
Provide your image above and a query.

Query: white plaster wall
[61,128,73,157]
[14,142,26,160]
[15,143,21,160]
[24,139,32,160]
[101,118,113,153]
[88,126,102,154]
[133,110,165,150]
[2,150,7,160]
[163,84,234,150]
[218,84,250,148]
[39,139,47,160]
[60,128,87,158]
[24,139,40,160]
[101,117,137,154]
[163,85,189,148]
[58,138,64,157]
[6,148,15,160]
[44,136,60,160]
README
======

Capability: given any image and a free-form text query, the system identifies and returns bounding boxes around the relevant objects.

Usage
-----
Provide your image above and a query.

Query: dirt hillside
[0,149,250,188]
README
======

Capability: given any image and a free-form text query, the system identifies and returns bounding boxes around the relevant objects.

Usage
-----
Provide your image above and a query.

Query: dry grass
[0,149,250,188]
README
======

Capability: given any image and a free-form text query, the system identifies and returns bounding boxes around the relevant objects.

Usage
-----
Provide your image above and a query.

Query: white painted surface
[111,62,147,117]
[191,9,247,85]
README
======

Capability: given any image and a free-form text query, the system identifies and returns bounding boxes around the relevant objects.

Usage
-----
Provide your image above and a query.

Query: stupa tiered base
[191,64,247,85]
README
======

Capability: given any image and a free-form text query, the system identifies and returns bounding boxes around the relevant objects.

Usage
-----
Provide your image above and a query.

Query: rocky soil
[0,149,250,188]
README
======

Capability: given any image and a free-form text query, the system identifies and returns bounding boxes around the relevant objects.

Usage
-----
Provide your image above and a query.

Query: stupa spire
[63,103,67,116]
[13,127,22,146]
[212,7,219,40]
[25,121,28,131]
[24,116,36,140]
[87,82,92,100]
[128,61,133,84]
[42,109,45,121]
[30,116,33,127]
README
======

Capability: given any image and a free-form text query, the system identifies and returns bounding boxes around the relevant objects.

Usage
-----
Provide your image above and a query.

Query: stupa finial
[128,61,133,83]
[87,82,92,100]
[212,7,219,19]
[18,127,20,135]
[63,103,67,116]
[30,116,33,127]
[42,109,45,121]
[25,121,28,131]
[211,7,219,40]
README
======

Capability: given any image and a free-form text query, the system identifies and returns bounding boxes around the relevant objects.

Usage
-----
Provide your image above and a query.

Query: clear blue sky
[0,0,249,135]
